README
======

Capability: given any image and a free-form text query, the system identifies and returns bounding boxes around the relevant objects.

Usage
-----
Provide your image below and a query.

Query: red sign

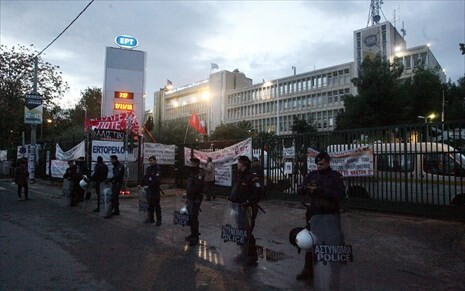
[85,111,139,134]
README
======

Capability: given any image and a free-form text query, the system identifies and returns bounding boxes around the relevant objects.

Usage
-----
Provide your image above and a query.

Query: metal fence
[251,120,465,220]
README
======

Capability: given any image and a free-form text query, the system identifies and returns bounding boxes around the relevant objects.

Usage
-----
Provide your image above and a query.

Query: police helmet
[180,206,188,215]
[79,177,88,189]
[289,227,305,252]
[295,228,316,251]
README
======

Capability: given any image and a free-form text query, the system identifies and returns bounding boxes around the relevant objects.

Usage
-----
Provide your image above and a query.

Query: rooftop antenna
[367,0,383,27]
[401,21,407,38]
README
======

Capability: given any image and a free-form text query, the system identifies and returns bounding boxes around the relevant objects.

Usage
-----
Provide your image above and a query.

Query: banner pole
[183,125,189,144]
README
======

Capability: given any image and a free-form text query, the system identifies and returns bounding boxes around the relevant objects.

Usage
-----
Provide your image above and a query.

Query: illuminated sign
[115,35,138,49]
[114,91,134,99]
[114,103,134,111]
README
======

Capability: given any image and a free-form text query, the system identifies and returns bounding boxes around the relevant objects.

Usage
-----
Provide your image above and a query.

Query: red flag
[189,112,207,135]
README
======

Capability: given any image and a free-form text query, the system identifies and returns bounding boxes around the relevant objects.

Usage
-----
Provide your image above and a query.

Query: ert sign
[115,35,138,49]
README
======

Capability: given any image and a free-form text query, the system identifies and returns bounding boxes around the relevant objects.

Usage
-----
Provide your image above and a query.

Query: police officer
[251,157,265,199]
[105,155,125,218]
[185,158,204,246]
[90,156,108,213]
[229,155,262,265]
[296,151,346,280]
[138,155,162,225]
[63,160,82,207]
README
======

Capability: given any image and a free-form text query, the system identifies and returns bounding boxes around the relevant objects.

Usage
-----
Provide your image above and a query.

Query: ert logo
[363,34,378,48]
[115,35,138,49]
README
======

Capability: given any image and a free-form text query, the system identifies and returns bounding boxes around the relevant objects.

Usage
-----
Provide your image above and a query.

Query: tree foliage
[210,121,254,141]
[158,119,202,144]
[337,55,404,129]
[337,54,464,129]
[291,116,317,134]
[0,44,69,148]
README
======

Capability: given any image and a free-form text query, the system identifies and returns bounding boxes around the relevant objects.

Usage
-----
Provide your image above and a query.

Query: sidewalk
[2,178,464,289]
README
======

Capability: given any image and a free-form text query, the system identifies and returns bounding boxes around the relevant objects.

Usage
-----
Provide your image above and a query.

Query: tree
[400,67,443,123]
[158,119,202,144]
[291,116,317,134]
[444,77,465,121]
[210,121,254,141]
[0,44,69,148]
[337,55,404,129]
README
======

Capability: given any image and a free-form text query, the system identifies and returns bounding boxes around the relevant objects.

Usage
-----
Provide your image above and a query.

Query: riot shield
[101,184,112,218]
[62,179,72,207]
[171,193,190,244]
[218,200,254,267]
[138,186,148,213]
[311,210,357,290]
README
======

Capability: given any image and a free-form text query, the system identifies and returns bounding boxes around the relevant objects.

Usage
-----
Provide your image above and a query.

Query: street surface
[1,178,464,290]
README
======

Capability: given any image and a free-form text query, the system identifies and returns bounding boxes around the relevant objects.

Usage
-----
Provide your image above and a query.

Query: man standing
[14,158,29,201]
[90,156,108,213]
[251,157,265,199]
[296,151,346,281]
[77,157,91,201]
[185,158,204,246]
[204,157,215,201]
[105,155,125,218]
[229,156,262,265]
[63,160,81,207]
[138,155,162,225]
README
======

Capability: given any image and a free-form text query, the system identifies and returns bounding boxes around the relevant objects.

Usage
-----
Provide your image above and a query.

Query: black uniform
[14,160,29,200]
[90,161,109,212]
[185,165,204,245]
[296,162,345,281]
[63,164,82,206]
[229,167,262,265]
[140,164,162,224]
[77,160,90,201]
[108,160,125,215]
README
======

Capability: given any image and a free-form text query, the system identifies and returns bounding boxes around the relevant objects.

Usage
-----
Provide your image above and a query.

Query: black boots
[296,251,314,280]
[188,220,200,245]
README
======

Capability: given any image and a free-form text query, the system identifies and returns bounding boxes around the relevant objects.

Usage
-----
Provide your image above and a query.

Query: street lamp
[418,113,436,123]
[418,113,436,142]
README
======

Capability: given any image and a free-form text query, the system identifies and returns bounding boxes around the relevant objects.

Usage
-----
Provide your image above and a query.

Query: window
[377,154,415,172]
[423,153,464,177]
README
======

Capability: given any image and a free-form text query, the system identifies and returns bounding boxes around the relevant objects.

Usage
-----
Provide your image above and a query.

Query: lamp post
[418,113,436,141]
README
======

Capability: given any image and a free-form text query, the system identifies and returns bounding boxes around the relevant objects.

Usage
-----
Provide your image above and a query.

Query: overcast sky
[1,0,464,111]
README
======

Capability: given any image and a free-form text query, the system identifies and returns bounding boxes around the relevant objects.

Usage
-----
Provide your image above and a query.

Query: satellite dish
[373,15,381,23]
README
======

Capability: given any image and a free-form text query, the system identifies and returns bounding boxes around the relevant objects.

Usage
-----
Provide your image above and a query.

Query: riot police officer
[185,158,205,246]
[229,155,262,265]
[138,155,162,225]
[105,155,125,218]
[296,151,345,280]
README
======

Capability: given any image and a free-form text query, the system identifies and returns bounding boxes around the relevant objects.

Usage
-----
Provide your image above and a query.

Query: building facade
[154,21,444,136]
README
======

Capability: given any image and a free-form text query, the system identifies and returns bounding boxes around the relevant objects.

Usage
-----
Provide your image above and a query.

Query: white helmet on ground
[180,206,188,215]
[295,229,316,251]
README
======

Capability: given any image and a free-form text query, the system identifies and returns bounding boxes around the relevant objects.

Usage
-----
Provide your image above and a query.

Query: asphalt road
[1,179,464,290]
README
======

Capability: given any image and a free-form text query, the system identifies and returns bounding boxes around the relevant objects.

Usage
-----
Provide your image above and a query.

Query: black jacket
[141,164,161,190]
[186,167,204,196]
[110,161,125,184]
[229,168,261,204]
[91,161,109,183]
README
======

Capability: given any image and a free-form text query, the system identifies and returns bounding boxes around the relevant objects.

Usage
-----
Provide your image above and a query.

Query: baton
[159,187,165,196]
[257,204,266,214]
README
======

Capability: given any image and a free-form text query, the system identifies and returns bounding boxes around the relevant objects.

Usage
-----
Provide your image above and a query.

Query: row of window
[247,109,344,133]
[228,69,351,105]
[227,88,350,120]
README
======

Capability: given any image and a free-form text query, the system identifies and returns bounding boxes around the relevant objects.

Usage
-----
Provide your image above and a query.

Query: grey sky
[1,0,464,111]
